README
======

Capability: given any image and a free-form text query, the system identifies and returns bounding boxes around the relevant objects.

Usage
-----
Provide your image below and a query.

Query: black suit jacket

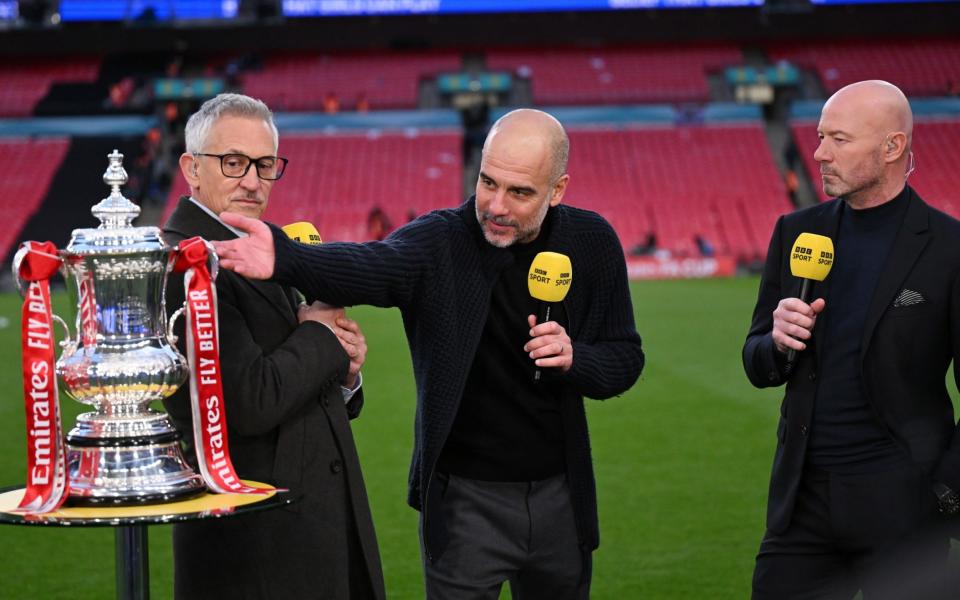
[162,198,385,599]
[743,186,960,534]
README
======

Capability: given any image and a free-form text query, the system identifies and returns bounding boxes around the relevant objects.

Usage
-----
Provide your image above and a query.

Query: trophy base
[66,439,207,507]
[64,486,206,507]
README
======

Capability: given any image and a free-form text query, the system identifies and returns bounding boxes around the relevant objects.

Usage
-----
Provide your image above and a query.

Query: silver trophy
[15,150,206,505]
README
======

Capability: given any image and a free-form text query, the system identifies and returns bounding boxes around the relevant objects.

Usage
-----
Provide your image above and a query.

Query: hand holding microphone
[774,233,834,371]
[525,252,573,381]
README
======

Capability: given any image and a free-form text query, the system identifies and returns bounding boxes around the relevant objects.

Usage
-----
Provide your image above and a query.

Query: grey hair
[184,93,278,154]
[550,129,570,183]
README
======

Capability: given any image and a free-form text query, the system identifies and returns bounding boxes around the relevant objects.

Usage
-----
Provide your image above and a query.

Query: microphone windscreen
[789,233,834,281]
[282,221,323,245]
[528,252,573,302]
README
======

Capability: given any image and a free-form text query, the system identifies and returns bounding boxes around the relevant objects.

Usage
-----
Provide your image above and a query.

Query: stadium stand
[241,51,463,112]
[0,58,101,117]
[790,118,960,219]
[0,137,70,259]
[566,124,791,261]
[486,45,743,105]
[768,39,960,97]
[165,129,463,243]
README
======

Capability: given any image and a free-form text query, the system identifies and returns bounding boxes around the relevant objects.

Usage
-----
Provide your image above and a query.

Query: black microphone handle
[785,278,815,365]
[533,302,553,383]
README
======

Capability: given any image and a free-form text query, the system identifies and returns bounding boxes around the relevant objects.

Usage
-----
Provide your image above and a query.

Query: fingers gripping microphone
[786,233,834,366]
[528,252,573,382]
[281,222,323,303]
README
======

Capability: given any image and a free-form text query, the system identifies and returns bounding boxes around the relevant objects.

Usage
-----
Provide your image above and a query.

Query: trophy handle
[167,305,185,346]
[53,315,78,357]
[11,244,32,298]
[12,245,78,357]
[203,239,219,281]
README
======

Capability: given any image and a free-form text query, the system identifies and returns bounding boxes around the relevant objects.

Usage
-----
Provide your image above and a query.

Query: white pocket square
[893,289,926,307]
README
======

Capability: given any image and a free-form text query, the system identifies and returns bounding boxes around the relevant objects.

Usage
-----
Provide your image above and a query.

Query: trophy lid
[64,149,167,256]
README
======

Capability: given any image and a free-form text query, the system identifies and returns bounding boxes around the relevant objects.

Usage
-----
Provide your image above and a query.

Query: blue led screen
[58,0,238,21]
[282,0,763,16]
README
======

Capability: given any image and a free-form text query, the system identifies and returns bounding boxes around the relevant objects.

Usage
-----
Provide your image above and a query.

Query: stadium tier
[565,124,791,261]
[165,129,463,242]
[768,39,960,97]
[0,137,70,260]
[241,52,463,112]
[486,45,743,105]
[790,118,960,218]
[0,58,101,117]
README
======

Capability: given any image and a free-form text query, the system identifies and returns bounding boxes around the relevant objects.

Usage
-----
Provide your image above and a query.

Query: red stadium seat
[241,52,462,112]
[0,58,101,117]
[565,125,791,261]
[0,137,70,259]
[768,39,960,97]
[486,45,743,105]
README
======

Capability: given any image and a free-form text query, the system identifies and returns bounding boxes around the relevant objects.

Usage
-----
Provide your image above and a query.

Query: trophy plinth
[54,150,205,505]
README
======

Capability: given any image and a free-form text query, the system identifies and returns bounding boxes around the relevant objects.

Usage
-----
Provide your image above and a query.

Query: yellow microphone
[528,252,573,382]
[787,233,834,365]
[282,222,323,303]
[282,221,323,245]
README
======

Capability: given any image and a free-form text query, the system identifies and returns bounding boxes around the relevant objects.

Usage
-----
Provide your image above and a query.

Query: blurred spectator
[356,92,370,112]
[324,91,340,114]
[783,141,799,169]
[367,205,393,241]
[630,232,658,256]
[694,234,715,257]
[785,168,800,204]
[164,101,179,124]
[107,77,135,109]
[948,79,960,97]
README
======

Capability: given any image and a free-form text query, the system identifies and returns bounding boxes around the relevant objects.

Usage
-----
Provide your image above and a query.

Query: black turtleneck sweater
[808,187,910,472]
[436,219,567,481]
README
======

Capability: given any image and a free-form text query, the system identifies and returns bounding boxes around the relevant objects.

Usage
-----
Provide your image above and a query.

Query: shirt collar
[187,196,248,238]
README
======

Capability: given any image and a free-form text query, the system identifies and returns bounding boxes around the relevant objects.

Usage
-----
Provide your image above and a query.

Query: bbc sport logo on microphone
[528,252,573,303]
[789,233,834,281]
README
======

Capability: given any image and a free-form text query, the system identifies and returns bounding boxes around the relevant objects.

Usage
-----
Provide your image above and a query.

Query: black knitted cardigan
[270,196,644,560]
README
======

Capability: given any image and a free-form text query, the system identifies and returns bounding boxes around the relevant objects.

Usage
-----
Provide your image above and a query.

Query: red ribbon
[15,241,69,514]
[173,237,278,495]
[77,268,97,347]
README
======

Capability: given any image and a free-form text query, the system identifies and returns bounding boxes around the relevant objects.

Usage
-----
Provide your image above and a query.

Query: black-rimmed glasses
[195,153,289,180]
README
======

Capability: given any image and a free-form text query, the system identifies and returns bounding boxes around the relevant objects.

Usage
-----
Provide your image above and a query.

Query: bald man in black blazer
[744,81,960,599]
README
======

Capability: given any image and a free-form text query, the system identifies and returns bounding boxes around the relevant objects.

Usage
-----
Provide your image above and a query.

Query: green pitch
[0,278,944,599]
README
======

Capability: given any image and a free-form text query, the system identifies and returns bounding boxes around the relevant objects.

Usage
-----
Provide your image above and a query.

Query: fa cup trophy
[14,150,206,507]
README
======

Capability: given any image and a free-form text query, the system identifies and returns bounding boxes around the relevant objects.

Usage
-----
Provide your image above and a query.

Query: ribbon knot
[173,237,210,273]
[17,241,62,281]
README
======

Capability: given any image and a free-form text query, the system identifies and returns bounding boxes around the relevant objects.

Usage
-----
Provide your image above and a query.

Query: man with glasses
[162,93,385,599]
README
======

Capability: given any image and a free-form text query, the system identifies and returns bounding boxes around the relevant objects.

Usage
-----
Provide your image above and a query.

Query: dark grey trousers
[421,472,591,600]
